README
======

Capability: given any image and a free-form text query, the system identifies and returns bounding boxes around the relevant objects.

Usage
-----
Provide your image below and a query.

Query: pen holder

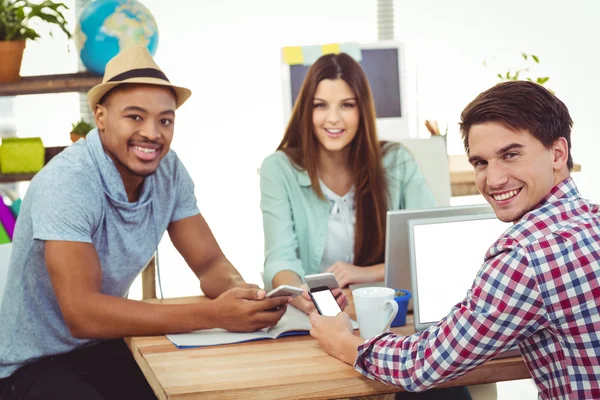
[390,289,411,327]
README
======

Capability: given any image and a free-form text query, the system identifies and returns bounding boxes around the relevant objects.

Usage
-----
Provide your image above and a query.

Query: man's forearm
[197,256,246,298]
[67,294,217,339]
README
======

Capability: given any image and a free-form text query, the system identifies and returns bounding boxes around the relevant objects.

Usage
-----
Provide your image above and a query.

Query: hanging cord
[149,200,164,299]
[155,248,164,299]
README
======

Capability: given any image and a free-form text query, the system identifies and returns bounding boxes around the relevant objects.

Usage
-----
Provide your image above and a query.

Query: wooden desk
[126,296,531,399]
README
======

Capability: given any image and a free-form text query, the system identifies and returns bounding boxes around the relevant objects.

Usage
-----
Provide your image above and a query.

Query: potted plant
[485,52,552,92]
[0,0,71,83]
[496,53,550,87]
[70,119,93,143]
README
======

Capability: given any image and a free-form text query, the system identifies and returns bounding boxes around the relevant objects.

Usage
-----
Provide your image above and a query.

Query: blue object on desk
[391,289,412,327]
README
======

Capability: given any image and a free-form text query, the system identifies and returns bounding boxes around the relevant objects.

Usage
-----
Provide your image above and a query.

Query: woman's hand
[327,261,379,288]
[290,284,317,314]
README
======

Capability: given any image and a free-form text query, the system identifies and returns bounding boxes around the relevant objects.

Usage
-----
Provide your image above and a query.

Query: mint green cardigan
[259,143,436,290]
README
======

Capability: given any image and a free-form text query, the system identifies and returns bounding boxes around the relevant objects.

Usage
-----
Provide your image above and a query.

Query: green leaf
[526,77,533,82]
[521,52,528,60]
[532,55,539,63]
[497,73,503,80]
[0,0,71,41]
[506,71,511,79]
[537,77,549,84]
[71,119,94,135]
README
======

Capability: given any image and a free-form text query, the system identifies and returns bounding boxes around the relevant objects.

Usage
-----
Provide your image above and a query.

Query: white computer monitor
[280,41,417,140]
[408,213,511,332]
[384,204,493,311]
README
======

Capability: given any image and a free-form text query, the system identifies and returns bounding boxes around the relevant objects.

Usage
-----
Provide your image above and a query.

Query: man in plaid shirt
[309,81,600,399]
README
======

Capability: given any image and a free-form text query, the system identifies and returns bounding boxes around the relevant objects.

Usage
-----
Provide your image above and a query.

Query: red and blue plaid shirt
[355,177,600,399]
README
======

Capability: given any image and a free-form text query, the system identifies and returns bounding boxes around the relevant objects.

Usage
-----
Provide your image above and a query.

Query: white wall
[394,0,600,204]
[140,0,378,296]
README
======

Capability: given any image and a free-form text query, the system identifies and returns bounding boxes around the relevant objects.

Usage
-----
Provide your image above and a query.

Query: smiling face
[468,122,569,223]
[312,78,360,155]
[94,84,176,190]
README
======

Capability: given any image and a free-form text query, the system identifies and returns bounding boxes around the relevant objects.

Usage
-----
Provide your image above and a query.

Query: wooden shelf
[0,170,42,184]
[0,146,66,184]
[0,173,36,184]
[0,72,102,96]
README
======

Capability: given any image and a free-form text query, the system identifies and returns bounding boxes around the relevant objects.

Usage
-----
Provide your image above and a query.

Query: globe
[74,0,159,76]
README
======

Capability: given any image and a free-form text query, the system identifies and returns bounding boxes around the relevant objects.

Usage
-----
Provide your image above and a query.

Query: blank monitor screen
[289,48,401,118]
[409,213,511,330]
[384,204,493,311]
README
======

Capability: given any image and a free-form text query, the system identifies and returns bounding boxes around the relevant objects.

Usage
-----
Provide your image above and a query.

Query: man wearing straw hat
[0,47,290,400]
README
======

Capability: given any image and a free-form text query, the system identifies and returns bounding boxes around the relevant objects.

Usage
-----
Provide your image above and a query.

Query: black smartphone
[308,286,342,317]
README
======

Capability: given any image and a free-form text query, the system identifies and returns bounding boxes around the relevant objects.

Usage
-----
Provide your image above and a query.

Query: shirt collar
[86,128,154,207]
[536,176,579,208]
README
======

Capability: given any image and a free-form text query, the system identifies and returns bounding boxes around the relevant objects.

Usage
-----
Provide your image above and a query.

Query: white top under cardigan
[319,180,356,272]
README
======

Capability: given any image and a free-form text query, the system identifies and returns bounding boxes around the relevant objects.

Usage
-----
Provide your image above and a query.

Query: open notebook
[167,305,359,348]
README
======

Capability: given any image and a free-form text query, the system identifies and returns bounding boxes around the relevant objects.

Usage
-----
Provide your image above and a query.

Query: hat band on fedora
[108,68,170,83]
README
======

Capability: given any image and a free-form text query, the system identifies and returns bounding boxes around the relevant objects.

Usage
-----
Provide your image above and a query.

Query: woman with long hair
[260,52,476,400]
[260,53,435,314]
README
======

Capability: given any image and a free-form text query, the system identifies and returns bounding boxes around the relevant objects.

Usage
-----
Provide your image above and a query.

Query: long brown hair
[277,53,388,266]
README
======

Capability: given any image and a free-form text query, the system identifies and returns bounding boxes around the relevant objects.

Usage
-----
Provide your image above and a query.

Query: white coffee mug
[353,287,399,338]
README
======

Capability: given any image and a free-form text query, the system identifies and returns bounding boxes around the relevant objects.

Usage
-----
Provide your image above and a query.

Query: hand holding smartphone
[265,285,303,312]
[266,284,303,299]
[305,273,343,317]
[308,287,343,317]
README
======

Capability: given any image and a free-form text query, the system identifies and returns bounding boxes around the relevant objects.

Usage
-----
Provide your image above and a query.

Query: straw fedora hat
[87,46,192,111]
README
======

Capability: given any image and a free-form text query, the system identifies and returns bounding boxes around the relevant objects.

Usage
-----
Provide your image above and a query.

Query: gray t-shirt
[0,129,200,378]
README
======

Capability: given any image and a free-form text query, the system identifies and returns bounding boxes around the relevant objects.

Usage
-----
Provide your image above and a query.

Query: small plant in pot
[484,52,552,92]
[0,0,71,83]
[496,53,550,87]
[70,119,93,143]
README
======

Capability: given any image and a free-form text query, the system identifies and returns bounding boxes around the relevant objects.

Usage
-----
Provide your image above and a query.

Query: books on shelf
[167,305,359,348]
